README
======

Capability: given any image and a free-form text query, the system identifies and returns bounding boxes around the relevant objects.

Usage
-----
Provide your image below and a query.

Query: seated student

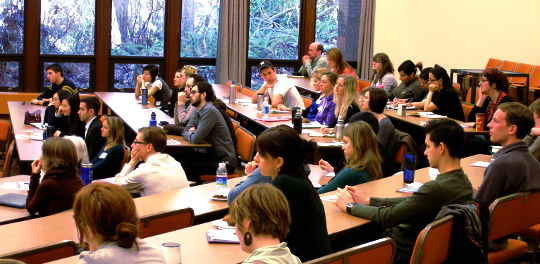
[134,64,171,107]
[161,65,197,117]
[27,137,85,216]
[78,96,106,161]
[91,116,126,180]
[162,74,205,136]
[39,136,89,183]
[314,71,338,127]
[43,89,70,129]
[176,82,237,181]
[114,126,189,197]
[54,94,85,138]
[395,67,433,110]
[31,63,78,106]
[74,182,166,263]
[317,121,382,194]
[320,74,360,135]
[319,111,398,178]
[475,102,540,206]
[229,184,301,264]
[326,48,357,77]
[303,68,328,121]
[361,87,396,152]
[251,60,305,110]
[252,125,332,261]
[370,53,397,93]
[423,66,465,121]
[388,60,423,100]
[334,119,473,263]
[299,42,329,77]
[525,98,540,162]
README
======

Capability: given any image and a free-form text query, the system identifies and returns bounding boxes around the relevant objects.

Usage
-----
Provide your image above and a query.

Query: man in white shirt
[114,126,189,196]
[251,60,305,110]
[78,96,106,160]
[299,42,329,77]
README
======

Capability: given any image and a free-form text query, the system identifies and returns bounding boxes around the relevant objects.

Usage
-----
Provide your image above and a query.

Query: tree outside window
[43,62,90,90]
[0,0,24,54]
[181,0,220,58]
[0,61,19,89]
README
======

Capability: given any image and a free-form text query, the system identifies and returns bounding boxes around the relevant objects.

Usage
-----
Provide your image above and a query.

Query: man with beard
[162,73,205,135]
[161,65,197,117]
[176,81,237,181]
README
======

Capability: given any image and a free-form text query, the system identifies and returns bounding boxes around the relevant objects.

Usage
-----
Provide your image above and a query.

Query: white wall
[373,0,540,80]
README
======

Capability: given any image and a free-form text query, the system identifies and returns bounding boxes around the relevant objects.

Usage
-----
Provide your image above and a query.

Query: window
[316,0,361,61]
[0,0,24,54]
[111,0,165,56]
[250,66,294,90]
[248,0,300,60]
[0,61,19,89]
[43,62,90,90]
[180,0,220,58]
[40,0,95,55]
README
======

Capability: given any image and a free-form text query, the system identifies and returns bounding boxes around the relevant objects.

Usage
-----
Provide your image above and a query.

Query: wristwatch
[346,203,356,214]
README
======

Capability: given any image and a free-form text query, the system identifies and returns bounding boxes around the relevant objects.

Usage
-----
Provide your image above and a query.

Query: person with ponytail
[388,60,424,100]
[229,184,300,264]
[74,182,166,263]
[250,125,331,262]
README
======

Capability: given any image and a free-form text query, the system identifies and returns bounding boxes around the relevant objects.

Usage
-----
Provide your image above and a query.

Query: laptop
[0,193,27,209]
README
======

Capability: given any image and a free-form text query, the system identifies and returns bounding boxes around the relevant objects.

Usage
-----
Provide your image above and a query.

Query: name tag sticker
[99,153,107,159]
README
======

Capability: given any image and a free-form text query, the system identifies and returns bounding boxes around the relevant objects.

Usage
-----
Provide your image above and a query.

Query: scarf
[486,91,507,122]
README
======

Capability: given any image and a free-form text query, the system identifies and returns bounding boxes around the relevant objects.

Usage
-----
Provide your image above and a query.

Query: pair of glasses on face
[190,90,200,95]
[373,61,382,64]
[428,78,438,82]
[133,140,149,145]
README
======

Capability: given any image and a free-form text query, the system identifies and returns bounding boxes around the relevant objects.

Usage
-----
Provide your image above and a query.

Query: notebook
[0,193,27,209]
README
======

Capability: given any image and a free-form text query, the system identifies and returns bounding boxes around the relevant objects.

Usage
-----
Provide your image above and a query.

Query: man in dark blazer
[79,96,106,160]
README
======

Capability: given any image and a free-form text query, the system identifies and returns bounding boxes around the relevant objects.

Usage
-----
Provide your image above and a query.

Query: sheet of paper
[470,161,490,168]
[321,195,337,202]
[0,182,29,191]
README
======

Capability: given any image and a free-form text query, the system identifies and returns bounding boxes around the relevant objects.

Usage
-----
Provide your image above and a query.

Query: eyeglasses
[373,61,382,64]
[428,78,438,82]
[190,90,200,94]
[479,78,488,82]
[133,140,149,145]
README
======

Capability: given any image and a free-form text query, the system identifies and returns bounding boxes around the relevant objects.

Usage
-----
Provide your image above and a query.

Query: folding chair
[410,215,454,264]
[0,240,78,264]
[304,237,395,264]
[0,141,15,178]
[487,191,540,264]
[139,207,195,239]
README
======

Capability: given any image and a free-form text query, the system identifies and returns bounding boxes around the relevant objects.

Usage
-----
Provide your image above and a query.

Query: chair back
[394,142,406,165]
[488,191,540,241]
[301,95,313,109]
[357,78,371,92]
[235,126,256,163]
[485,58,503,69]
[240,87,256,97]
[0,240,78,264]
[139,207,195,239]
[226,80,242,92]
[117,145,130,173]
[500,60,518,72]
[462,103,474,122]
[304,237,395,264]
[530,65,540,88]
[230,118,240,131]
[1,141,15,178]
[509,63,534,85]
[466,87,480,104]
[410,215,454,264]
[0,120,11,142]
[452,83,460,92]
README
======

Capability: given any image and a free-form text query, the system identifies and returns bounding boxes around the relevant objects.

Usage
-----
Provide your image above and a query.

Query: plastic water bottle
[149,112,157,126]
[262,97,270,120]
[215,163,228,190]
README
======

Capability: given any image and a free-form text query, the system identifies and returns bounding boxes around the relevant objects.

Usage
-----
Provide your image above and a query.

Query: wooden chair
[410,215,454,264]
[304,237,395,264]
[357,78,371,92]
[0,120,11,160]
[0,240,78,264]
[500,60,518,72]
[0,141,15,178]
[199,126,256,182]
[139,207,195,239]
[462,103,474,122]
[487,191,540,264]
[301,95,313,109]
[486,58,503,69]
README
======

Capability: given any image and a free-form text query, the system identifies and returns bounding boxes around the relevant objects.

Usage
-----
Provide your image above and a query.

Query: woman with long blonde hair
[333,74,360,123]
[317,121,382,194]
[91,116,127,179]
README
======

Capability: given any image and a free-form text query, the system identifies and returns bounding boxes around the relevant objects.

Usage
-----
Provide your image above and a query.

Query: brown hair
[529,98,540,117]
[229,184,291,240]
[370,53,395,83]
[497,102,535,139]
[482,68,510,94]
[326,48,355,75]
[104,116,125,149]
[343,122,382,180]
[73,182,139,250]
[138,126,167,152]
[80,96,101,116]
[41,137,79,171]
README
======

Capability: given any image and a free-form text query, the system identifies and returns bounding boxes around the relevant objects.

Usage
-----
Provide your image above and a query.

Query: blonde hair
[334,74,359,118]
[103,116,126,150]
[229,184,291,240]
[343,122,382,180]
[73,182,140,250]
[312,68,330,80]
[181,65,197,76]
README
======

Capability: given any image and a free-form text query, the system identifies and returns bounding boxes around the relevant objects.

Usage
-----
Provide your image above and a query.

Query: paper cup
[161,242,181,264]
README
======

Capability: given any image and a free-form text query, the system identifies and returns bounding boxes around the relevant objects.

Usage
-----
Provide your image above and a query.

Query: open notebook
[0,193,27,209]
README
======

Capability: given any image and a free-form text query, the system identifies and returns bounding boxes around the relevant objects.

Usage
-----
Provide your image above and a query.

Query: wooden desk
[285,76,320,97]
[8,102,47,174]
[93,92,210,149]
[0,175,34,225]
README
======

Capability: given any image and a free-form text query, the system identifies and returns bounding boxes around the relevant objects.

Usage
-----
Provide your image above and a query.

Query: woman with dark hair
[370,53,397,93]
[388,61,423,100]
[229,184,300,263]
[91,116,127,180]
[465,68,513,129]
[26,137,85,216]
[361,87,396,152]
[315,71,338,127]
[252,125,331,261]
[135,64,171,107]
[43,89,70,129]
[424,66,465,121]
[54,94,85,138]
[317,122,383,194]
[74,182,166,263]
[326,48,357,77]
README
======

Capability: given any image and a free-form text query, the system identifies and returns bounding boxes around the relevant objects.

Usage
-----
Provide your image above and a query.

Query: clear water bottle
[262,97,270,120]
[215,163,228,190]
[149,112,157,126]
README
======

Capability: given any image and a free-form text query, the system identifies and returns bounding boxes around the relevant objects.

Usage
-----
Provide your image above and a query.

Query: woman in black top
[54,94,85,138]
[423,66,465,121]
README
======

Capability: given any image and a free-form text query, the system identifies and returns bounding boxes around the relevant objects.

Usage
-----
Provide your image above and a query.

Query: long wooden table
[0,175,34,225]
[31,155,490,264]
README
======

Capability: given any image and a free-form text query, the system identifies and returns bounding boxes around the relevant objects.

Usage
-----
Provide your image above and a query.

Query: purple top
[315,94,337,127]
